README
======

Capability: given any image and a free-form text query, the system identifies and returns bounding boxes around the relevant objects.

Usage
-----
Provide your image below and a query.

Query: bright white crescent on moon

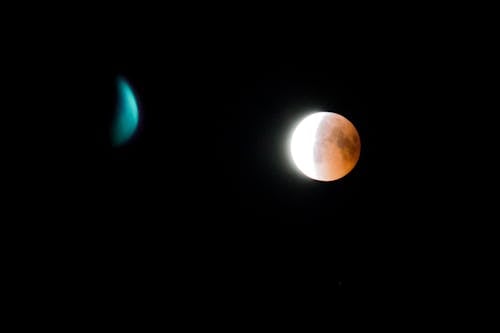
[290,112,361,182]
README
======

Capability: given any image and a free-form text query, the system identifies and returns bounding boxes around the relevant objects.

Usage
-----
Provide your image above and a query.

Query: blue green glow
[112,76,139,146]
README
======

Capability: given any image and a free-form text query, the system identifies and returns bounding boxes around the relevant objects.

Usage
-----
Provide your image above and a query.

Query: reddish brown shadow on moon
[314,113,360,181]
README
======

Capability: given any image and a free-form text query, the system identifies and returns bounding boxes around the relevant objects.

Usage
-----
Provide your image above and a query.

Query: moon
[290,112,361,182]
[112,76,139,147]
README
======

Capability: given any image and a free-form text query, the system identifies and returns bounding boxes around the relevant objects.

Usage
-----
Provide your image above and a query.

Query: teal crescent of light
[112,76,139,147]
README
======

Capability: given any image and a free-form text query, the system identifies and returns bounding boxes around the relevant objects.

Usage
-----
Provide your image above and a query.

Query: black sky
[9,6,497,326]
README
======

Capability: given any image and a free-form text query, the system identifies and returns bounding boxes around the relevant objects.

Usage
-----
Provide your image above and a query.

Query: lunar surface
[290,112,360,181]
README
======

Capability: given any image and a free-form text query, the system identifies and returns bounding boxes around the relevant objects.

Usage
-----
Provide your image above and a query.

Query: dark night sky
[8,6,497,326]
